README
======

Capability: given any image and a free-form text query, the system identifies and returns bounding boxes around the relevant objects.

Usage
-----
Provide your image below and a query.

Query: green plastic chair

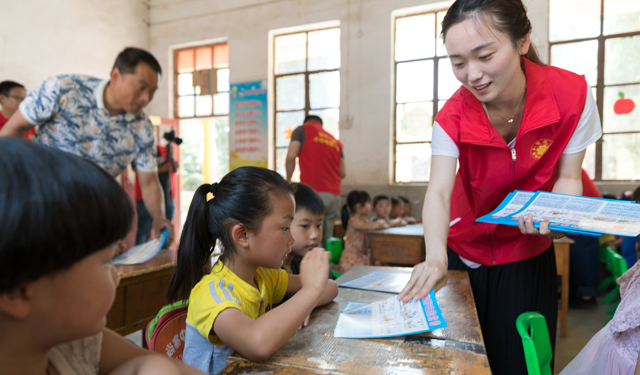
[602,248,628,317]
[326,237,343,279]
[516,312,553,375]
[599,246,620,293]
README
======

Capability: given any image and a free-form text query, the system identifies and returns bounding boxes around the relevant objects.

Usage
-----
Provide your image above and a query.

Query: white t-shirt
[432,85,602,158]
[48,333,102,375]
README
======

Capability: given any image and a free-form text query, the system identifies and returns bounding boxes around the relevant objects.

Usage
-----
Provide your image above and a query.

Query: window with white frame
[549,0,640,180]
[393,9,457,183]
[272,27,341,178]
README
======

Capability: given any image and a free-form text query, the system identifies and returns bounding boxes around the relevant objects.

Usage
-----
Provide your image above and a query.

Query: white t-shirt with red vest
[433,59,602,267]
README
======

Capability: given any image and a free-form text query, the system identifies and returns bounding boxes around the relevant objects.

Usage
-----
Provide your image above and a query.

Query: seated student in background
[370,195,406,227]
[389,198,407,222]
[284,183,324,275]
[398,196,421,224]
[0,81,34,140]
[560,259,640,375]
[166,167,338,375]
[0,139,205,375]
[339,190,389,272]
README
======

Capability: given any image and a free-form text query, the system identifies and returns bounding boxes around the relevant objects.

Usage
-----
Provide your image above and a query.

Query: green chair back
[326,237,343,264]
[609,247,628,279]
[516,312,553,375]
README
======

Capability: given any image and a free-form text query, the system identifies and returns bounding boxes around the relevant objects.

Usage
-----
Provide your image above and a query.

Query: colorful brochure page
[338,271,411,294]
[113,229,169,265]
[477,191,640,237]
[334,290,448,339]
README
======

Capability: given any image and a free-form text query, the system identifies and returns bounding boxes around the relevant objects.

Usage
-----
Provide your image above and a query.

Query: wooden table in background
[228,266,490,374]
[554,237,574,338]
[369,224,425,265]
[106,250,176,336]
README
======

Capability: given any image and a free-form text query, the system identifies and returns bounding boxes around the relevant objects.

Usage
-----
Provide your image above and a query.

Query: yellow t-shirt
[186,259,289,346]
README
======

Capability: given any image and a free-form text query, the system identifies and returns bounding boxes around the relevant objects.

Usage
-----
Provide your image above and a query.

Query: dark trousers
[568,234,600,297]
[135,199,174,245]
[448,245,557,375]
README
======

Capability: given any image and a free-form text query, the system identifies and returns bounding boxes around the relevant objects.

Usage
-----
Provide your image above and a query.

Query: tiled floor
[554,296,611,374]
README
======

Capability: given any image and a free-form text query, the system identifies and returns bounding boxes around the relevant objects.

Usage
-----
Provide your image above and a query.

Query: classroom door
[179,116,229,226]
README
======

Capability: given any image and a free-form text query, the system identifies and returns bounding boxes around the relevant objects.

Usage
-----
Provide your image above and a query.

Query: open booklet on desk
[338,271,411,294]
[334,290,447,339]
[112,229,169,265]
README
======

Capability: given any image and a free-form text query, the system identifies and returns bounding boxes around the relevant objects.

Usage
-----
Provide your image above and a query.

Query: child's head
[168,167,296,302]
[372,195,391,219]
[398,196,411,216]
[0,139,133,343]
[290,183,324,257]
[341,190,371,229]
[390,198,404,219]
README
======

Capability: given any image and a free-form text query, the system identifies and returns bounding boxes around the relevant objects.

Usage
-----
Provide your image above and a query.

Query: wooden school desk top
[115,249,175,279]
[228,266,490,374]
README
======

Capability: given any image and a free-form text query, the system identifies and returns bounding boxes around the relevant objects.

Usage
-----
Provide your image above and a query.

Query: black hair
[341,190,371,230]
[398,196,410,204]
[303,115,323,126]
[372,195,389,208]
[113,47,162,76]
[601,192,616,200]
[0,139,133,293]
[391,197,402,208]
[167,167,295,302]
[291,183,324,215]
[0,81,25,97]
[633,187,640,203]
[441,0,544,65]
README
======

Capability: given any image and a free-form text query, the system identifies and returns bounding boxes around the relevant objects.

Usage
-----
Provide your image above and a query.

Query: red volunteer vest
[299,121,343,195]
[438,59,588,266]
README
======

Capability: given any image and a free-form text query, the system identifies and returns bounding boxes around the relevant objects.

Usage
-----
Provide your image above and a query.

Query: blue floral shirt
[19,74,157,177]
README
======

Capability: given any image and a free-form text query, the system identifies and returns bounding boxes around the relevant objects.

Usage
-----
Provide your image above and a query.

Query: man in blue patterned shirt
[0,48,174,243]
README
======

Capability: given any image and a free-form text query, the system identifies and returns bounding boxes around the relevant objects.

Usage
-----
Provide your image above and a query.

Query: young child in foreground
[370,195,406,227]
[0,139,205,375]
[167,167,338,375]
[560,259,640,375]
[339,190,389,273]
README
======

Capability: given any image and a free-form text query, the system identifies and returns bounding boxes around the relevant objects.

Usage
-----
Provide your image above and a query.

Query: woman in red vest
[397,1,602,374]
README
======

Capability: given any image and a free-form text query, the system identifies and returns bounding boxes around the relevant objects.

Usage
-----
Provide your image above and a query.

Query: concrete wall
[0,0,149,94]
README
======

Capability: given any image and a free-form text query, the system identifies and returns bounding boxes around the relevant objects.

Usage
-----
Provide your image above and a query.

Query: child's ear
[230,223,250,248]
[0,286,32,319]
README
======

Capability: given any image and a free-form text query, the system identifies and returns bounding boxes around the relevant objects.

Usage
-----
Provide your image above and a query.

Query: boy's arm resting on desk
[349,219,388,231]
[0,111,35,138]
[213,249,334,361]
[99,328,207,375]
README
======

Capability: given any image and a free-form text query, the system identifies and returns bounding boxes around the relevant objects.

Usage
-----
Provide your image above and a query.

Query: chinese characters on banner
[229,80,268,170]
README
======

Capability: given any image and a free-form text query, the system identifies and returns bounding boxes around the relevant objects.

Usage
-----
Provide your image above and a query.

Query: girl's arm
[99,328,207,375]
[398,155,457,302]
[519,150,586,236]
[286,274,338,304]
[349,218,388,231]
[212,248,331,361]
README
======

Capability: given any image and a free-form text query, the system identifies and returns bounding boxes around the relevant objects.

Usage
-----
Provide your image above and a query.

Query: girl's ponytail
[167,183,216,302]
[341,204,351,230]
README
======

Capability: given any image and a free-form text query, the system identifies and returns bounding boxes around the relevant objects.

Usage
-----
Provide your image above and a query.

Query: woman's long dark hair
[341,190,371,230]
[166,166,294,302]
[0,139,133,293]
[441,0,544,65]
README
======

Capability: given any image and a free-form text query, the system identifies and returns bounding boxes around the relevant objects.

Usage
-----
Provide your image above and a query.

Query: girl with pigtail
[166,167,338,375]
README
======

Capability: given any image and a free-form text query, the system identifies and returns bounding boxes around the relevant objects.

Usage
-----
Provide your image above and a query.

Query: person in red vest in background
[0,81,35,140]
[285,115,346,248]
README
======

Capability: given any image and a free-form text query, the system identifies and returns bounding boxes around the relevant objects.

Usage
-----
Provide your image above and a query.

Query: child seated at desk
[398,196,422,224]
[339,190,389,272]
[284,183,324,275]
[166,167,338,375]
[370,195,406,227]
[0,139,204,375]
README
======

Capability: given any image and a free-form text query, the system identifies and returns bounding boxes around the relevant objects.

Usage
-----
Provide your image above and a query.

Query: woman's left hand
[518,214,569,238]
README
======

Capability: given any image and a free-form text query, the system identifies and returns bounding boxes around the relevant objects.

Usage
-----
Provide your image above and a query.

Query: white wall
[148,0,550,189]
[0,0,149,94]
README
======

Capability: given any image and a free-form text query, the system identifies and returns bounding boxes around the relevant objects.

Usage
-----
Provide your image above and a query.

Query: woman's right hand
[397,255,449,302]
[299,247,330,295]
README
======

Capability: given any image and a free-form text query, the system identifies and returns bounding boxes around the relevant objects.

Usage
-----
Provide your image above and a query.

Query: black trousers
[448,245,557,375]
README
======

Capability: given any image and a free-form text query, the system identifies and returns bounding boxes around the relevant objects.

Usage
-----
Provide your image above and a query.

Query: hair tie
[210,182,218,195]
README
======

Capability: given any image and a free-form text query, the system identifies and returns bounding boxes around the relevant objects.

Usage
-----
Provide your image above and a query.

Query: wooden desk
[219,361,336,375]
[106,250,176,336]
[554,237,574,338]
[228,266,490,374]
[369,224,424,265]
